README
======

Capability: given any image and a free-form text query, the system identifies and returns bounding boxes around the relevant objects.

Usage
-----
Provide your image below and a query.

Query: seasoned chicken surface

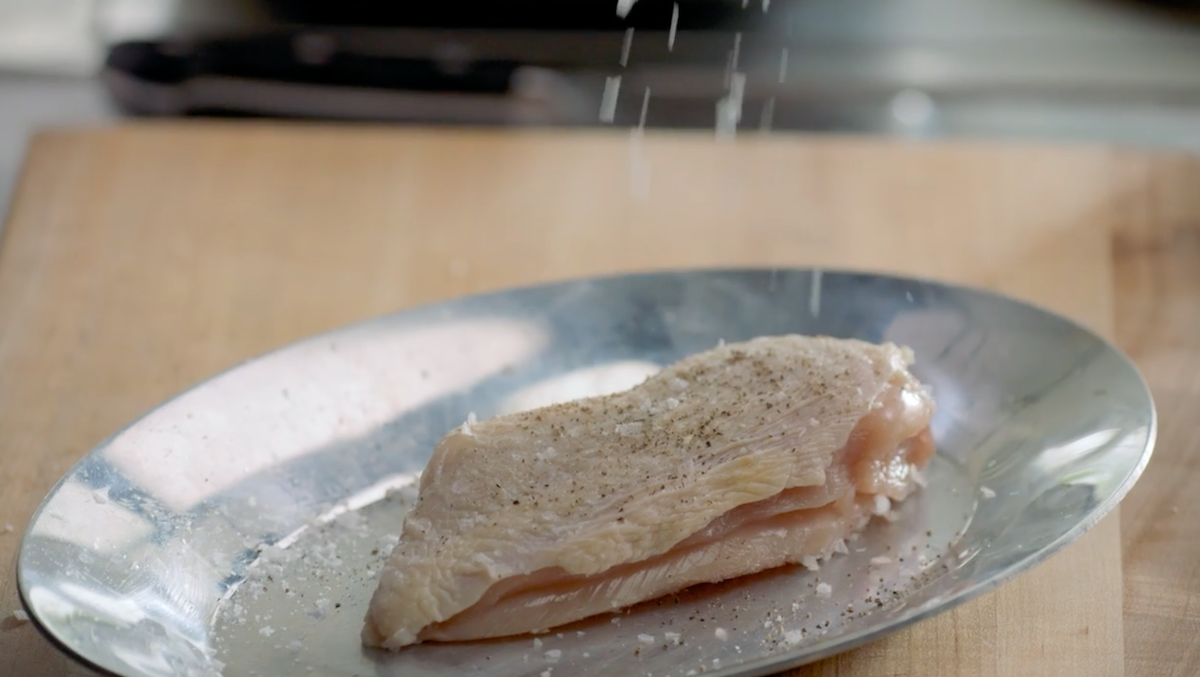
[363,335,935,649]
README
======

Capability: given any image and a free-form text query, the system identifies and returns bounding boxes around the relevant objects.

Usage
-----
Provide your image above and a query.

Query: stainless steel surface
[17,268,1155,677]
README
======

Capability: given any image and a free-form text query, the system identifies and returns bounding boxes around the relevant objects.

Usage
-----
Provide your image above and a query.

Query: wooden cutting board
[0,123,1196,676]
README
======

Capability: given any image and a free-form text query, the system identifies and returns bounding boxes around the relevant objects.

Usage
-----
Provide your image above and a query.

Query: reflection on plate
[17,269,1154,677]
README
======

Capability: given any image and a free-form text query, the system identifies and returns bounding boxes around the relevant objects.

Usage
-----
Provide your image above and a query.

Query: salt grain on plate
[815,582,832,598]
[259,626,275,637]
[783,629,803,645]
[800,555,820,571]
[980,486,996,499]
[831,538,849,555]
[533,638,543,648]
[869,556,892,568]
[288,640,305,653]
[638,634,655,644]
[545,649,562,662]
[664,632,681,645]
[714,627,728,641]
[872,494,891,515]
[12,609,28,623]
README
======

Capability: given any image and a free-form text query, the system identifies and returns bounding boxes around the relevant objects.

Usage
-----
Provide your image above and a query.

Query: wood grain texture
[0,122,1182,676]
[1110,153,1200,677]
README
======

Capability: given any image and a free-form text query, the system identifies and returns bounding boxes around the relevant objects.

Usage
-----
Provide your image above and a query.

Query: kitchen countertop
[0,123,1196,676]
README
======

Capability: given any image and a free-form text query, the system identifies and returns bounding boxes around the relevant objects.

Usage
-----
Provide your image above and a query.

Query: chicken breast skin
[363,335,935,649]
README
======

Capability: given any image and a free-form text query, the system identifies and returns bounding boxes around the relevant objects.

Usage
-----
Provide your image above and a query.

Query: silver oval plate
[17,269,1154,677]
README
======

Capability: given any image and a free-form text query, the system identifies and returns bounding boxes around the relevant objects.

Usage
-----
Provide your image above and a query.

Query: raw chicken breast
[363,335,935,650]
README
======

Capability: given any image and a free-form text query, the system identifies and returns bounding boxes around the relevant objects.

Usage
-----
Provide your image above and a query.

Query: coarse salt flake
[815,582,832,598]
[638,634,655,644]
[872,494,891,516]
[980,486,996,499]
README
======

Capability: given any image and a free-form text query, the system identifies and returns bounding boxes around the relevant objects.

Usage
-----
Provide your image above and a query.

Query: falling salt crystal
[616,0,636,17]
[583,652,591,658]
[870,556,892,568]
[620,27,635,67]
[533,638,543,648]
[638,634,655,644]
[616,422,643,436]
[815,583,832,598]
[12,609,28,623]
[600,75,621,123]
[545,650,562,663]
[714,627,728,641]
[873,495,891,516]
[669,378,689,391]
[800,556,820,571]
[259,626,275,637]
[668,3,679,50]
[980,486,996,499]
[467,412,477,425]
[665,632,681,644]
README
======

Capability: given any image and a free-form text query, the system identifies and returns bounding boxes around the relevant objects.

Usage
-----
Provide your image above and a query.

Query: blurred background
[3,0,1200,217]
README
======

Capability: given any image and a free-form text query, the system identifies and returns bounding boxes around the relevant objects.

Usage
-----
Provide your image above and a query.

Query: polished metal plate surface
[17,269,1155,677]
